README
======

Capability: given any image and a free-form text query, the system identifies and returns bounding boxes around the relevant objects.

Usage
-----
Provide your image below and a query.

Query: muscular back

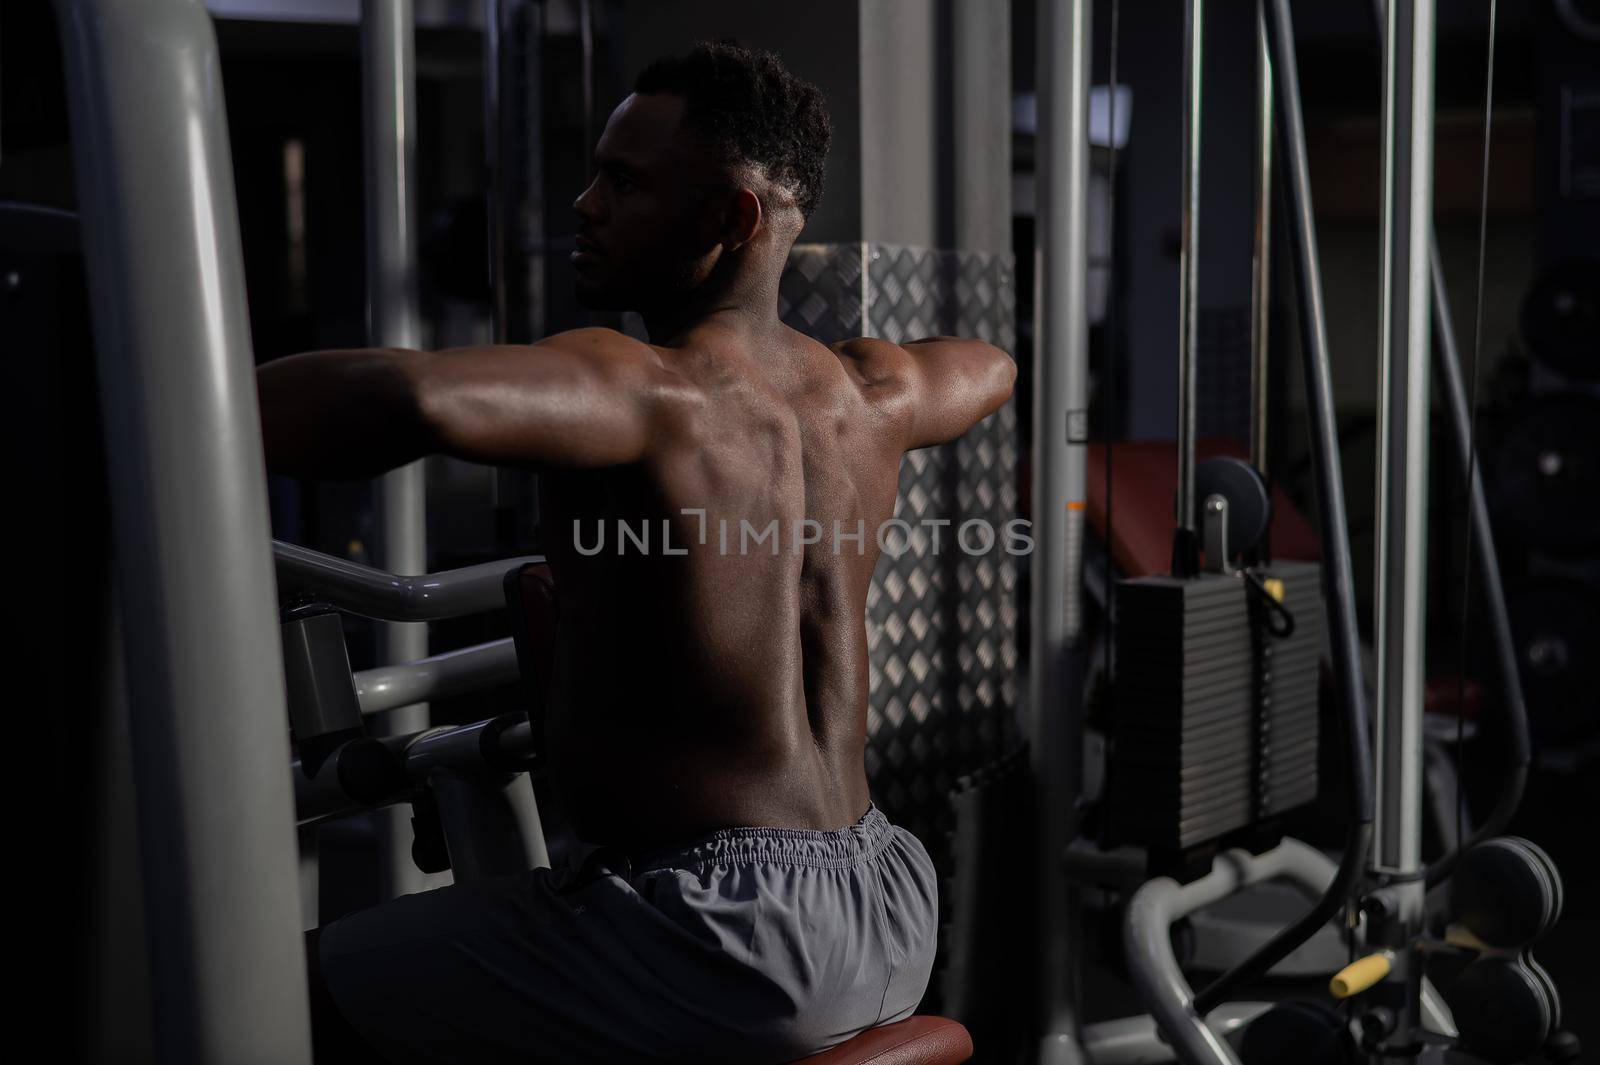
[256,322,1013,850]
[538,327,918,849]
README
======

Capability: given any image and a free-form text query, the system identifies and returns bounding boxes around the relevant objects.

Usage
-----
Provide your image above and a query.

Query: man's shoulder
[538,326,662,364]
[827,336,915,395]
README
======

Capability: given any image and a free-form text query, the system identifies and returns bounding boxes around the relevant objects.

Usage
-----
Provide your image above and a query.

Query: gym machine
[279,542,553,888]
[1030,0,1579,1063]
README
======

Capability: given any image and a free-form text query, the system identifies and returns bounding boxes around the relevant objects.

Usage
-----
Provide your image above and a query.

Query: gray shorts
[318,803,939,1065]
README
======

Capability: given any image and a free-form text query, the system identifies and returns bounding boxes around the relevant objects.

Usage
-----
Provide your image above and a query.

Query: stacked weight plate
[1111,573,1258,851]
[1255,560,1323,817]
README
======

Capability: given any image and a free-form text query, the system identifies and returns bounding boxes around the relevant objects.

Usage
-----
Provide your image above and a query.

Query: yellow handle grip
[1329,952,1393,999]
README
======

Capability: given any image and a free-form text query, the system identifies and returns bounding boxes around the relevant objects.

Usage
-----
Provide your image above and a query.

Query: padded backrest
[503,563,558,738]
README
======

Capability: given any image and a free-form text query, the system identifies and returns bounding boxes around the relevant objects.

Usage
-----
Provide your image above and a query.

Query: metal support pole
[1423,240,1530,883]
[1249,0,1273,477]
[1031,0,1090,1061]
[53,0,312,1060]
[1373,0,1435,1042]
[362,0,433,901]
[1173,0,1205,577]
[1374,0,1435,885]
[1360,0,1530,890]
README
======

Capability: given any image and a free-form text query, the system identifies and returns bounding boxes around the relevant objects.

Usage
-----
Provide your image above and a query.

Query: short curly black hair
[634,41,831,220]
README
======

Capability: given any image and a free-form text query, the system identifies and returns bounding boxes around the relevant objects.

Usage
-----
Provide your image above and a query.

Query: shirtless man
[261,42,1014,1065]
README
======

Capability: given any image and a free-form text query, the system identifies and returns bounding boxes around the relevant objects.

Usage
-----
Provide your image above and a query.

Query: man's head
[571,41,831,313]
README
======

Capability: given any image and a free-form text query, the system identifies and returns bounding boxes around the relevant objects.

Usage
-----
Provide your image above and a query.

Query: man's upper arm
[833,336,1015,451]
[412,328,685,470]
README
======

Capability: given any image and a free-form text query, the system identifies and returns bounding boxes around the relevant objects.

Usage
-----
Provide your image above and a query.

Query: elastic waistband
[631,802,896,874]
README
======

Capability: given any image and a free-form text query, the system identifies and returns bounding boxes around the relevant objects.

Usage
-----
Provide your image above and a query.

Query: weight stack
[1250,561,1323,818]
[1110,573,1257,852]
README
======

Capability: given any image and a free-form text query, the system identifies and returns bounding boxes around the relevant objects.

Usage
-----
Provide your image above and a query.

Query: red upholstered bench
[786,1017,973,1065]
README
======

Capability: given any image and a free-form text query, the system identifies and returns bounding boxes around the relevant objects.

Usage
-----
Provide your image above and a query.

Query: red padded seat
[786,1016,973,1065]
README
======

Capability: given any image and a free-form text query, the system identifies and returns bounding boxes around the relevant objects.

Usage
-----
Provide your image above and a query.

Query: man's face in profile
[571,92,727,312]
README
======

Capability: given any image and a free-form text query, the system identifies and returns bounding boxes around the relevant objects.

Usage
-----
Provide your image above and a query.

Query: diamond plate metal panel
[780,243,1020,870]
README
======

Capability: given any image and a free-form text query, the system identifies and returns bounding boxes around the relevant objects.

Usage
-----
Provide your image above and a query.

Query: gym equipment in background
[1103,0,1326,884]
[1492,393,1600,557]
[1520,260,1599,384]
[1503,577,1600,750]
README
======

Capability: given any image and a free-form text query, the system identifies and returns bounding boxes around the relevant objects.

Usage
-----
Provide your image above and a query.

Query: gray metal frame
[361,0,432,900]
[1032,1,1093,1061]
[407,718,550,876]
[54,0,313,1060]
[1083,1004,1271,1065]
[1371,6,1436,1042]
[1124,839,1456,1065]
[1173,0,1205,564]
[354,637,522,714]
[1249,0,1273,476]
[274,539,543,620]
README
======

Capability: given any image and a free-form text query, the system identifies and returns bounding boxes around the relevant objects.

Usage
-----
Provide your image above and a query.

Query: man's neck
[640,246,788,347]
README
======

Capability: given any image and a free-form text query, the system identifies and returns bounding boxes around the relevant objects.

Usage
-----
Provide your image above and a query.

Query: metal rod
[53,0,312,1059]
[273,540,544,621]
[1031,0,1091,1060]
[354,637,522,715]
[1249,0,1273,476]
[1373,0,1434,881]
[361,0,430,902]
[1192,0,1377,1015]
[1356,0,1529,892]
[1082,1005,1272,1065]
[1370,1,1436,1048]
[1172,0,1204,577]
[1422,239,1529,886]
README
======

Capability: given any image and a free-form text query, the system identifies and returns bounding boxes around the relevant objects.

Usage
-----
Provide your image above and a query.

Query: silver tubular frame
[273,540,543,621]
[361,0,431,900]
[54,0,313,1059]
[1083,1004,1271,1065]
[1372,2,1435,1028]
[1125,839,1457,1065]
[1032,0,1092,1061]
[1174,0,1204,552]
[1249,0,1273,476]
[354,637,523,715]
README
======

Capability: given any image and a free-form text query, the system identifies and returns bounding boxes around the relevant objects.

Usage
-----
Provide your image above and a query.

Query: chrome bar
[1249,0,1273,476]
[55,0,312,1058]
[1083,1004,1271,1065]
[1372,2,1436,1048]
[361,0,431,901]
[1373,0,1435,882]
[1032,0,1092,1060]
[354,637,522,715]
[1173,0,1204,573]
[273,540,543,621]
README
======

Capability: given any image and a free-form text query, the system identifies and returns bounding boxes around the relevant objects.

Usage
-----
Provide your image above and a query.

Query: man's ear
[719,187,763,250]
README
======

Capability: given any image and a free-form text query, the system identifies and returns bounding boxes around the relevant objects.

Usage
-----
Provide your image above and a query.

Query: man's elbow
[983,345,1018,413]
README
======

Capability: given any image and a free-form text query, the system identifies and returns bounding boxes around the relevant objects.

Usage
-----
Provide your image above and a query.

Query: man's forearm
[256,348,436,480]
